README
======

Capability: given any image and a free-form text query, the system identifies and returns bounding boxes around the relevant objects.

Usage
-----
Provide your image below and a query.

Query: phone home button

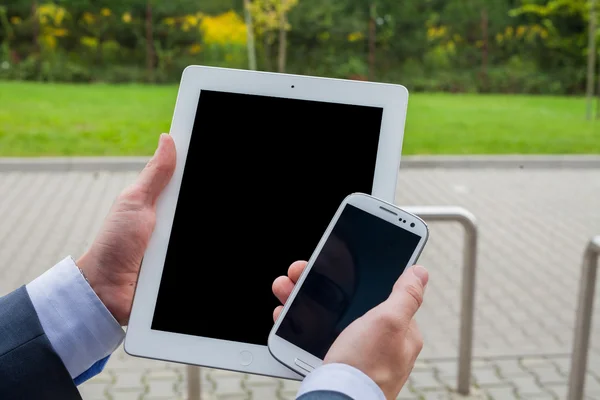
[294,358,314,373]
[240,351,253,366]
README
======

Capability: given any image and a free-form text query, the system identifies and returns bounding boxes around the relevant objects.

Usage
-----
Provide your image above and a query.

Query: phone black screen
[150,90,384,345]
[275,204,421,359]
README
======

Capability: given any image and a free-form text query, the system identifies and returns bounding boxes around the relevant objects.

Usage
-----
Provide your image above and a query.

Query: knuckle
[152,161,170,176]
[404,282,424,308]
[414,335,424,353]
[117,184,148,209]
[374,310,404,333]
[145,156,170,177]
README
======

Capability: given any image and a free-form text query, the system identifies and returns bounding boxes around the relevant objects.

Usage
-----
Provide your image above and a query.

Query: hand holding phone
[322,264,428,399]
[268,193,429,398]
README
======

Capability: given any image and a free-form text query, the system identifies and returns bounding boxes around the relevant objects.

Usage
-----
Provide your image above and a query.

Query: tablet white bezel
[125,66,409,379]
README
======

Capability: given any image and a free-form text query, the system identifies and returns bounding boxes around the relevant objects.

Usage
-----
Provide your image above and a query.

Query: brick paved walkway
[1,167,599,399]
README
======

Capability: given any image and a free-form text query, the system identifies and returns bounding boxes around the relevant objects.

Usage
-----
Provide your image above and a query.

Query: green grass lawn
[1,81,599,156]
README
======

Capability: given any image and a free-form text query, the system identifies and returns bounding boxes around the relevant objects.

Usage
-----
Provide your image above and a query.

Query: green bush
[95,65,147,83]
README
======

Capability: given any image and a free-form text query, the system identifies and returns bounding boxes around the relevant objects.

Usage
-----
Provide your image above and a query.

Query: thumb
[136,134,176,205]
[388,265,428,321]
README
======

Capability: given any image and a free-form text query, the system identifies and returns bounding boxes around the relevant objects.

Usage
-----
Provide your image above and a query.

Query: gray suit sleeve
[0,286,82,400]
[298,391,353,400]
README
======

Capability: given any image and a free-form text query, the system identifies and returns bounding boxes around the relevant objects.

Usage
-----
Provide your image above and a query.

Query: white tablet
[125,66,409,379]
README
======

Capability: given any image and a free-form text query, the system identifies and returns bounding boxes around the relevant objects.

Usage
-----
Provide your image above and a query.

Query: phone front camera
[410,222,415,228]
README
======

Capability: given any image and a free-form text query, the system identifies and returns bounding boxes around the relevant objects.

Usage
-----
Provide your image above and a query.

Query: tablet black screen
[151,90,384,345]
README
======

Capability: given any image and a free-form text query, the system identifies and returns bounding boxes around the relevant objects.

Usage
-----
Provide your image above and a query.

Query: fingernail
[413,265,429,286]
[154,134,166,154]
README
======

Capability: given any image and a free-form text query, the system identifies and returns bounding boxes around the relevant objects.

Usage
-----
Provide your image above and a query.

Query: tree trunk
[263,35,272,71]
[146,0,155,83]
[597,50,600,119]
[368,3,376,81]
[278,3,287,73]
[31,0,40,78]
[243,0,257,70]
[480,8,489,91]
[586,0,597,120]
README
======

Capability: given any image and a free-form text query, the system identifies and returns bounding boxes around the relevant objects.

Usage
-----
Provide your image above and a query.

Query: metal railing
[187,205,479,399]
[567,235,600,400]
[187,365,202,400]
[404,206,478,396]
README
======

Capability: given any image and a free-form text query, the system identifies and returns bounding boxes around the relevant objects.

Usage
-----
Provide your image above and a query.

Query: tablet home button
[240,351,253,366]
[294,358,314,373]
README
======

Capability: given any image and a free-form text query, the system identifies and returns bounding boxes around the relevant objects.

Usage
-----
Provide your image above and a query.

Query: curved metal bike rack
[187,365,202,400]
[187,205,479,399]
[567,235,600,400]
[403,206,478,396]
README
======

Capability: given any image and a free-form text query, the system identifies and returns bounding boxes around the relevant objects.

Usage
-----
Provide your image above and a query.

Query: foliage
[248,0,298,43]
[0,0,598,93]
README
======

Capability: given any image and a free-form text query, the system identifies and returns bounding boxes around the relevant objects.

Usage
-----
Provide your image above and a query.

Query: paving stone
[521,358,556,369]
[483,386,517,400]
[112,371,145,390]
[109,389,146,400]
[214,394,246,400]
[413,360,431,371]
[544,359,569,375]
[436,374,459,390]
[584,374,600,392]
[145,368,180,381]
[529,366,565,384]
[494,360,528,378]
[144,397,183,400]
[472,369,505,387]
[421,390,451,400]
[245,374,280,386]
[78,382,108,399]
[471,360,495,369]
[146,381,176,397]
[410,370,444,390]
[86,372,114,385]
[245,385,279,398]
[433,361,459,379]
[211,376,247,396]
[281,379,301,389]
[545,383,568,398]
[396,385,419,399]
[511,376,549,397]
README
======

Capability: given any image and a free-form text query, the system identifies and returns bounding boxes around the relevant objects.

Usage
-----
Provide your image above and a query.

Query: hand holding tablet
[125,66,411,379]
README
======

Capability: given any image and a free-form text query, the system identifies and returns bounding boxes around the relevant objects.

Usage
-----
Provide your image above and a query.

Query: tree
[248,0,298,72]
[243,0,257,70]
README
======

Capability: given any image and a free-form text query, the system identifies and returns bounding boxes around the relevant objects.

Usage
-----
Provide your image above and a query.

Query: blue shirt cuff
[297,363,385,400]
[73,356,111,385]
[26,256,125,381]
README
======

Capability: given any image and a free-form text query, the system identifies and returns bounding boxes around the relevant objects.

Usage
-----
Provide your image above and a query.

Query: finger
[388,265,428,320]
[288,260,307,283]
[406,319,424,355]
[136,134,177,205]
[272,276,295,305]
[273,305,284,322]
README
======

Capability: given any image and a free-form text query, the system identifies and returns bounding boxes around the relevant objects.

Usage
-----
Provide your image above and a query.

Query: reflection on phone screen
[275,204,421,359]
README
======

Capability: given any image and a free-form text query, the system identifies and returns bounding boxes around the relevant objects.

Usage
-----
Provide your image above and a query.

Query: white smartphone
[268,192,429,376]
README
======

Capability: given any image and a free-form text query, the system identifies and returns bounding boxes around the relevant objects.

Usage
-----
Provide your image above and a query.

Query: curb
[0,157,149,172]
[1,155,600,172]
[400,155,600,169]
